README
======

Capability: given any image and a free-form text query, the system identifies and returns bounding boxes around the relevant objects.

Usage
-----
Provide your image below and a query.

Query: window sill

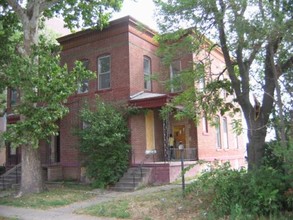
[96,88,112,93]
[75,92,89,96]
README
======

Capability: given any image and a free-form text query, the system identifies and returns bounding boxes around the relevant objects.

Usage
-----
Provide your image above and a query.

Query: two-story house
[5,16,246,184]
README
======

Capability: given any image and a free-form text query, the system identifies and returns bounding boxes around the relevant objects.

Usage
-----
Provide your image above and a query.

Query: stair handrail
[0,163,21,178]
[131,153,152,187]
[0,163,21,189]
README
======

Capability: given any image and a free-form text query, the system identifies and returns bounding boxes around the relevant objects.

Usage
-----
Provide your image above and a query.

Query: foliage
[157,31,240,125]
[0,0,123,195]
[77,98,130,188]
[44,0,122,30]
[263,141,293,192]
[1,38,95,148]
[154,0,293,168]
[0,92,6,116]
[186,162,290,218]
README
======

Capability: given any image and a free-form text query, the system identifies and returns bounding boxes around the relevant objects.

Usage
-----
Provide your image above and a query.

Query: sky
[112,0,157,30]
[46,0,158,36]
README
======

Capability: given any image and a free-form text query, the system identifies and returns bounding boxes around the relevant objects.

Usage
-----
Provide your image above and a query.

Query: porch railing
[169,147,197,161]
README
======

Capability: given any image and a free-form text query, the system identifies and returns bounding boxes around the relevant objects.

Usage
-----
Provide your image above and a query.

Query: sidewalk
[0,184,181,220]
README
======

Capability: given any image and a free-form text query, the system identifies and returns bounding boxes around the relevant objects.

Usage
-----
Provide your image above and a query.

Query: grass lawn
[0,182,96,210]
[77,187,201,220]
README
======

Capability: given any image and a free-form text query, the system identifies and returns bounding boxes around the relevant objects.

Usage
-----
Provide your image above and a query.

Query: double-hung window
[10,88,19,106]
[98,55,111,90]
[170,60,182,92]
[223,117,229,149]
[77,60,89,94]
[215,116,222,149]
[144,56,151,90]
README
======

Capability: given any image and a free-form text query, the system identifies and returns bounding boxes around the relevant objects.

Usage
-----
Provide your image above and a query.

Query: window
[144,56,151,90]
[50,133,60,163]
[170,60,182,92]
[199,76,205,91]
[97,55,111,90]
[223,117,229,149]
[215,116,222,149]
[77,60,89,94]
[10,88,19,106]
[235,134,239,149]
[202,114,208,133]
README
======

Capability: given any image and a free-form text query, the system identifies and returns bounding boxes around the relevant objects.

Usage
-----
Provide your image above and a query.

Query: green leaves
[186,162,287,218]
[3,39,96,147]
[45,0,123,30]
[77,98,130,188]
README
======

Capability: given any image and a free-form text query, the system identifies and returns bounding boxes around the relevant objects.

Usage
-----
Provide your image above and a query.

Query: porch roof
[129,91,168,108]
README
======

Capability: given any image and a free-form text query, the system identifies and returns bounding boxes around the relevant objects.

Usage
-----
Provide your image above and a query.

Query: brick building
[5,16,246,184]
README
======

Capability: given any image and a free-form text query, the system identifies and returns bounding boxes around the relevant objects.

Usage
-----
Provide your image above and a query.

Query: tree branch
[39,0,61,13]
[281,56,293,73]
[216,1,241,97]
[247,42,263,68]
[6,0,26,21]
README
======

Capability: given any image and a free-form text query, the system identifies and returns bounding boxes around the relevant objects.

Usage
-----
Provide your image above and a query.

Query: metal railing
[169,147,197,161]
[0,163,21,190]
[132,154,152,188]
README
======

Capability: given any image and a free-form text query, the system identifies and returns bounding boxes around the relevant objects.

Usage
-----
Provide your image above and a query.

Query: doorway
[173,125,186,147]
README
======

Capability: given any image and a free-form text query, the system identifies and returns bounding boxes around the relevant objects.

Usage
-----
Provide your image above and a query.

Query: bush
[76,98,130,188]
[186,161,289,219]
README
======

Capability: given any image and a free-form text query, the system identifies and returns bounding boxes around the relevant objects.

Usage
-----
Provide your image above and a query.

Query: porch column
[163,113,170,161]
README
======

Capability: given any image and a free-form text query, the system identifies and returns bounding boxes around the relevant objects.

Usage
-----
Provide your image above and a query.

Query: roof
[57,16,157,44]
[130,91,166,101]
[129,91,168,108]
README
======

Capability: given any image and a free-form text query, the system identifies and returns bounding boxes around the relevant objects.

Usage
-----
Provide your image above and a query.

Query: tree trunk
[19,144,44,195]
[17,2,45,195]
[243,103,270,170]
[246,123,267,170]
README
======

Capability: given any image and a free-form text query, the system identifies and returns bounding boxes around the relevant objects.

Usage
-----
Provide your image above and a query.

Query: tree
[77,98,130,188]
[0,0,123,195]
[154,0,293,169]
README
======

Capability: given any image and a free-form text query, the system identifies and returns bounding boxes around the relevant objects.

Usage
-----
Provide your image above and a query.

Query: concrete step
[111,166,152,192]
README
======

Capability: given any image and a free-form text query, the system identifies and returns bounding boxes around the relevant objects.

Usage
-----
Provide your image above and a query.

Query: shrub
[186,161,288,219]
[76,98,130,188]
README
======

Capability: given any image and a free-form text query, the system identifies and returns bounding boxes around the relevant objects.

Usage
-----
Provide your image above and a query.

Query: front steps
[0,164,21,190]
[111,167,152,192]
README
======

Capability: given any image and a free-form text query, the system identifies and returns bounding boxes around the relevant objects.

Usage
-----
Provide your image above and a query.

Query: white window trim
[223,117,229,149]
[98,55,111,90]
[144,56,152,91]
[170,60,182,93]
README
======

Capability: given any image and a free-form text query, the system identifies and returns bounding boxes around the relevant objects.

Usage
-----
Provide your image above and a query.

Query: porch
[133,159,205,185]
[130,147,200,185]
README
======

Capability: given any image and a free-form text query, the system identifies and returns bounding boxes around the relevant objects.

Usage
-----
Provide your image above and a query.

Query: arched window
[202,113,208,133]
[77,60,89,93]
[144,56,152,90]
[215,116,222,149]
[223,117,229,149]
[170,60,182,92]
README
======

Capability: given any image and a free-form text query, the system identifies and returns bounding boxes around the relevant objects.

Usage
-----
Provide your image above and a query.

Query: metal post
[178,142,185,197]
